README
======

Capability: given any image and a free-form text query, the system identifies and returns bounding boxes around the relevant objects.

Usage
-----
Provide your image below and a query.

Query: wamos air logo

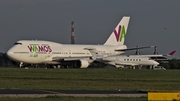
[114,25,126,42]
[27,45,52,52]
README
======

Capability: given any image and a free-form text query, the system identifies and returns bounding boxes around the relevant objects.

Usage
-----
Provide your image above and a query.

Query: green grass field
[0,68,180,91]
[0,96,147,101]
[0,68,180,101]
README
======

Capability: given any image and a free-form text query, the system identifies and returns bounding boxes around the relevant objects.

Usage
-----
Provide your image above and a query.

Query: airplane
[89,50,176,68]
[6,16,152,68]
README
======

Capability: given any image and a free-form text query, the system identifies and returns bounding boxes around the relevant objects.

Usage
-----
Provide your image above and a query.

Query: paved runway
[0,89,147,97]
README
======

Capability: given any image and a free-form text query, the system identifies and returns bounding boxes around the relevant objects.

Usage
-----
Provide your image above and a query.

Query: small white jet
[6,16,151,68]
[90,51,176,68]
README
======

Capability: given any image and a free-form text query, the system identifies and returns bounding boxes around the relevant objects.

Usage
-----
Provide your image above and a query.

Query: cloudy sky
[0,0,179,58]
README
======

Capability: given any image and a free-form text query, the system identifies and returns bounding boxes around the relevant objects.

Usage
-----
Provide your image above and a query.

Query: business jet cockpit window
[14,43,22,45]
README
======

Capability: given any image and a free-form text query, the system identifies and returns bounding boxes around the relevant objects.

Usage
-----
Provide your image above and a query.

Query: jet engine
[75,59,89,68]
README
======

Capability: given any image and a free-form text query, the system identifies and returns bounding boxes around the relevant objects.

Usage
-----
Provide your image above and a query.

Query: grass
[0,68,180,91]
[0,96,147,101]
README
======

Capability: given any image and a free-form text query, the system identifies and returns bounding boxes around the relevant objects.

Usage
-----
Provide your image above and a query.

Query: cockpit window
[14,43,22,45]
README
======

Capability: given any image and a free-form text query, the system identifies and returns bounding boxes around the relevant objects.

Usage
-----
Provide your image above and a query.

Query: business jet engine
[75,59,90,68]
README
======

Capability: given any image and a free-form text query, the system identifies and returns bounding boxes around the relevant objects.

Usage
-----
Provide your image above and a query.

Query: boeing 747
[6,16,152,68]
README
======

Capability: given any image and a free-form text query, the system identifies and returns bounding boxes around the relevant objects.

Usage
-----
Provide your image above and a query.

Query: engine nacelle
[75,59,89,68]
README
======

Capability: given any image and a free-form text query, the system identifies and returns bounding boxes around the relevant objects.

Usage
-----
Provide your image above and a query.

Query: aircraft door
[68,50,71,57]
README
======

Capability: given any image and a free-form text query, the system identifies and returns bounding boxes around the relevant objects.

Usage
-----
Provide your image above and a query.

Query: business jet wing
[115,62,138,66]
[115,46,154,51]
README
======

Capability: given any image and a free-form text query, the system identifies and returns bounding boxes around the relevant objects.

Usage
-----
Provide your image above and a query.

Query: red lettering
[29,45,52,52]
[27,46,32,52]
[47,46,52,52]
[43,46,48,52]
[38,46,44,52]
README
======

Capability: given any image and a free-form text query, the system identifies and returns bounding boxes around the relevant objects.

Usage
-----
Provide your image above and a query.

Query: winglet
[166,50,176,56]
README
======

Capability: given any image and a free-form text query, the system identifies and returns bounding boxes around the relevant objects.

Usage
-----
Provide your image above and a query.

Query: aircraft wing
[115,46,154,51]
[52,56,91,61]
[84,47,97,50]
[84,47,103,60]
[115,62,138,66]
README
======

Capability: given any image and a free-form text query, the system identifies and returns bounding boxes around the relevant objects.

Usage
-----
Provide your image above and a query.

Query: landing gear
[44,65,61,69]
[19,62,30,68]
[19,62,23,68]
[52,65,61,69]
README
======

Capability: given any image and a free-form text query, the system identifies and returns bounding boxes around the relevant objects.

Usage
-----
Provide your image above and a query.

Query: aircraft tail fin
[104,16,130,45]
[166,50,176,56]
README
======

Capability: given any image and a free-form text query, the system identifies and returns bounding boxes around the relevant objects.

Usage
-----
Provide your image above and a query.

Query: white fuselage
[102,55,159,67]
[7,40,127,64]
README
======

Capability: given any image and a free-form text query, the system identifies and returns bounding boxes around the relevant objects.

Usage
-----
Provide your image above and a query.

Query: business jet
[6,16,152,68]
[89,50,176,68]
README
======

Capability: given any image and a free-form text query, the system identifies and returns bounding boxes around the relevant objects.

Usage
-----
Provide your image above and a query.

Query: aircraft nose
[154,61,159,66]
[6,49,13,58]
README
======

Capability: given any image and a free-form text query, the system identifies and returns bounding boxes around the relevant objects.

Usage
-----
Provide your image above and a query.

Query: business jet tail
[104,16,130,46]
[165,50,176,56]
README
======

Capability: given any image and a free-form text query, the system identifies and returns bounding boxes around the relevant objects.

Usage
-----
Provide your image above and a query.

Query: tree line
[159,59,180,69]
[0,52,17,67]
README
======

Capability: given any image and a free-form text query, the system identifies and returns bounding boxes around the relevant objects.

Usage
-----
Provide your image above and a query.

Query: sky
[0,0,179,58]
